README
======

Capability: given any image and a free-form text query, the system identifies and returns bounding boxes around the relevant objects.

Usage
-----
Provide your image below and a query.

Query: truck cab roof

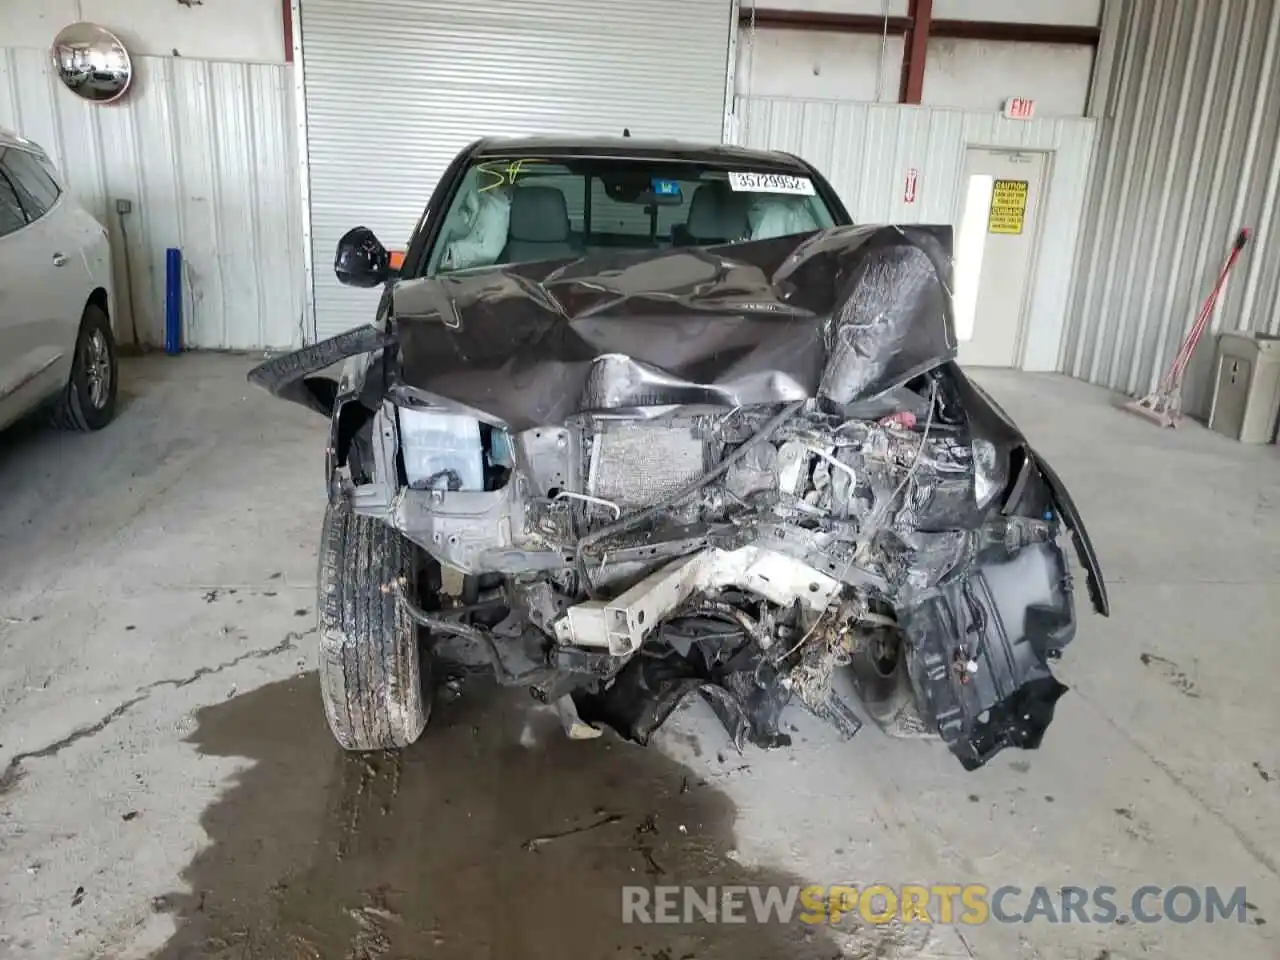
[469,135,811,172]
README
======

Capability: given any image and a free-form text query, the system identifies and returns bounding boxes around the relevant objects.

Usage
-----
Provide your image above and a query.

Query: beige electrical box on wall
[1208,333,1280,444]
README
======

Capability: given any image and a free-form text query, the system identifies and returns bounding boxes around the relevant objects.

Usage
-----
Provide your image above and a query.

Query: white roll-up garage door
[298,0,735,338]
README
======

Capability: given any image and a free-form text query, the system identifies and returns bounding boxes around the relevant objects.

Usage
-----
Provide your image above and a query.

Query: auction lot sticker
[728,171,816,195]
[988,179,1028,234]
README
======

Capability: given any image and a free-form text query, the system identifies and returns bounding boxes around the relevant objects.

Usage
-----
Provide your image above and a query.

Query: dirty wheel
[51,302,117,431]
[317,502,432,750]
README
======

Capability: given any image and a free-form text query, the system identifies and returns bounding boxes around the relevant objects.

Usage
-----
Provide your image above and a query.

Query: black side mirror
[334,226,390,288]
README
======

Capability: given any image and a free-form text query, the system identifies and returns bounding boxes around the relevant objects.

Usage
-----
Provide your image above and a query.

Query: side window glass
[1,148,61,221]
[0,168,26,238]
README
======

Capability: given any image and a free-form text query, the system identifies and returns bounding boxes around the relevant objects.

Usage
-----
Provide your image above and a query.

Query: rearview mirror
[334,226,390,288]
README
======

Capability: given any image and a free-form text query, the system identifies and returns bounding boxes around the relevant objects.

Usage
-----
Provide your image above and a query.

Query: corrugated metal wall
[1062,0,1280,415]
[733,96,1097,371]
[0,48,304,350]
[299,0,735,339]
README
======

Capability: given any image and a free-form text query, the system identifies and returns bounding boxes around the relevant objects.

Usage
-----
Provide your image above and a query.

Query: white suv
[0,129,117,433]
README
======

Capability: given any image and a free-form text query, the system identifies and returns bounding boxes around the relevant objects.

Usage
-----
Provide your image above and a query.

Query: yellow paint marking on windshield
[477,158,545,193]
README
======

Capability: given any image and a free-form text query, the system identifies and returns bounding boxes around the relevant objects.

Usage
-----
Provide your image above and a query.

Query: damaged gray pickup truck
[251,137,1108,771]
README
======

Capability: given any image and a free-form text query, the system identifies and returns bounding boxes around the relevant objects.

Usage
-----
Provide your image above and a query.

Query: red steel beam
[282,0,294,63]
[899,0,932,104]
[931,19,1101,43]
[736,9,1100,46]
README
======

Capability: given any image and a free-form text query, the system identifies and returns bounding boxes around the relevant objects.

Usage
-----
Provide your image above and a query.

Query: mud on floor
[149,675,844,959]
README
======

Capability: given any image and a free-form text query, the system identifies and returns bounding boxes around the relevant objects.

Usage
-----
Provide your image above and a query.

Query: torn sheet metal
[248,323,391,417]
[388,225,956,431]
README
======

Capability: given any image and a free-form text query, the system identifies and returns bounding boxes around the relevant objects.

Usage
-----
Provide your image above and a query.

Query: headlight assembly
[972,438,1007,509]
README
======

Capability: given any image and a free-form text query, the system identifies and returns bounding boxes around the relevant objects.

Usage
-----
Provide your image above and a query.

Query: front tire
[52,302,118,431]
[317,502,432,751]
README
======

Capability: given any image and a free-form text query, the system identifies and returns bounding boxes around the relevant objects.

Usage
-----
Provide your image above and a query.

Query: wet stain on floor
[149,675,841,959]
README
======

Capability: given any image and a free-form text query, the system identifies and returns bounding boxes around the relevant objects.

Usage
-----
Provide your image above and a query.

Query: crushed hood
[389,225,957,431]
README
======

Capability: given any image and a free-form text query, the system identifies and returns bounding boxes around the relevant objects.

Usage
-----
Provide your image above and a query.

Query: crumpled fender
[246,325,393,418]
[945,364,1109,619]
[1030,449,1110,617]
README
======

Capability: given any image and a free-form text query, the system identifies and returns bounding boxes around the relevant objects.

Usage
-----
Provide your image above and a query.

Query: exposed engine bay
[252,225,1108,770]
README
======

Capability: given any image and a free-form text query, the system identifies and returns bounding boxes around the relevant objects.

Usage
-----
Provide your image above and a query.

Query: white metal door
[0,211,75,418]
[0,161,86,416]
[298,0,735,339]
[953,148,1047,367]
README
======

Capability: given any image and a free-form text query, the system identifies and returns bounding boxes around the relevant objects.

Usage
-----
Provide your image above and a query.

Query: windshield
[426,156,838,275]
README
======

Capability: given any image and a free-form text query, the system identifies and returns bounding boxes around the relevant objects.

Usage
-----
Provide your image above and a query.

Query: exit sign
[1004,97,1036,120]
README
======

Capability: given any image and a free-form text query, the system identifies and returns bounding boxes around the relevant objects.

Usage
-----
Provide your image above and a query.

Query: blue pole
[164,247,182,355]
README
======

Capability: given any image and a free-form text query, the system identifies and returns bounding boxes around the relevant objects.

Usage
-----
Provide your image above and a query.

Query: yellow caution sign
[988,179,1028,235]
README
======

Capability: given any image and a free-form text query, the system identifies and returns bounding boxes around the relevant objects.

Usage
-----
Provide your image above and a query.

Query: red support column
[899,0,933,104]
[282,0,294,63]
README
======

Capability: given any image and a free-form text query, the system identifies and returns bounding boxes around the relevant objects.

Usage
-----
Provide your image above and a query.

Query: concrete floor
[0,354,1276,960]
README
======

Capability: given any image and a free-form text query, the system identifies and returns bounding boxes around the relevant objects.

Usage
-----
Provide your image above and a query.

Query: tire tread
[317,503,428,751]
